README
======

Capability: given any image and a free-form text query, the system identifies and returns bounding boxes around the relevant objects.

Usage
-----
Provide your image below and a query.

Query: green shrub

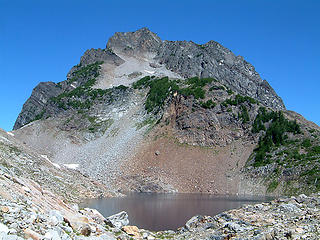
[239,105,249,123]
[227,89,233,95]
[222,94,257,107]
[186,77,213,87]
[267,180,279,192]
[302,139,312,148]
[132,76,151,89]
[253,110,301,166]
[200,99,216,109]
[145,77,179,112]
[179,87,205,99]
[308,145,320,156]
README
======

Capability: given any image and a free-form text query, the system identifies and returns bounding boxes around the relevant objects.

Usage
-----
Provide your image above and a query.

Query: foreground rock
[172,193,320,239]
[1,188,319,239]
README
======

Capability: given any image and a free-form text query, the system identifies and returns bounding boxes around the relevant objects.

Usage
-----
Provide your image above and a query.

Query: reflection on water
[82,193,272,231]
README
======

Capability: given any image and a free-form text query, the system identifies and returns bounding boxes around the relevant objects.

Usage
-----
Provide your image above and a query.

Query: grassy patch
[267,180,279,192]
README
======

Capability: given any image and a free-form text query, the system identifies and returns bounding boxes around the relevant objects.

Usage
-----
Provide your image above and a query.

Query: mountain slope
[12,28,320,196]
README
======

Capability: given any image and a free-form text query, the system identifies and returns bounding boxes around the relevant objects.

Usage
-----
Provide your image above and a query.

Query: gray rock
[106,27,162,55]
[79,48,124,67]
[279,203,301,212]
[185,215,217,232]
[225,222,245,232]
[104,211,129,229]
[44,229,61,240]
[49,210,64,226]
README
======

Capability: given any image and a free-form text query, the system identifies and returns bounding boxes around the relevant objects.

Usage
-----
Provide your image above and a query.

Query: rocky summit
[1,28,320,239]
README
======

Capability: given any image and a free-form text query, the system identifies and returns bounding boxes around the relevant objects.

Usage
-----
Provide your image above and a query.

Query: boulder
[24,228,43,240]
[122,226,141,238]
[105,211,129,229]
[184,215,217,232]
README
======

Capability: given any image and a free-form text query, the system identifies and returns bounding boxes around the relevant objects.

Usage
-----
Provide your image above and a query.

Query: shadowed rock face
[14,27,284,130]
[13,82,63,130]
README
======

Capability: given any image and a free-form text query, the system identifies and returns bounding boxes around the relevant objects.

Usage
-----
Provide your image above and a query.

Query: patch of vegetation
[301,167,320,191]
[227,89,233,95]
[51,62,104,109]
[109,127,120,137]
[135,118,156,130]
[238,105,250,123]
[50,62,130,112]
[27,109,46,125]
[87,118,114,134]
[222,94,257,107]
[145,77,179,112]
[267,180,279,192]
[200,99,216,109]
[34,110,46,121]
[302,138,312,148]
[133,76,215,113]
[155,233,174,239]
[179,87,205,99]
[252,110,301,167]
[132,76,152,89]
[185,77,214,87]
[178,77,214,100]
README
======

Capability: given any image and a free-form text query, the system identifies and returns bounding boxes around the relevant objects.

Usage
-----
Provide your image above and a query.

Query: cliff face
[13,82,63,130]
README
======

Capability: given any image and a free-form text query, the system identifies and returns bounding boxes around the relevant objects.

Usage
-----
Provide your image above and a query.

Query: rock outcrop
[106,27,162,55]
[13,82,63,130]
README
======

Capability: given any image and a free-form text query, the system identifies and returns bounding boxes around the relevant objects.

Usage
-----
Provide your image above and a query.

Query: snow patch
[70,84,77,88]
[144,70,155,74]
[6,132,14,137]
[41,155,61,169]
[63,164,79,170]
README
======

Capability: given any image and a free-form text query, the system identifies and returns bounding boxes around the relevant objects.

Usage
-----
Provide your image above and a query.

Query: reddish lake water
[83,193,272,231]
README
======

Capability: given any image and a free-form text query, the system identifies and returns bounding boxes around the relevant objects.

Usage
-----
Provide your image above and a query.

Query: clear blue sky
[1,0,319,131]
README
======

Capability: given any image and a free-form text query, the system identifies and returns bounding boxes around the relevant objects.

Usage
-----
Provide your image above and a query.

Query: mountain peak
[106,27,162,54]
